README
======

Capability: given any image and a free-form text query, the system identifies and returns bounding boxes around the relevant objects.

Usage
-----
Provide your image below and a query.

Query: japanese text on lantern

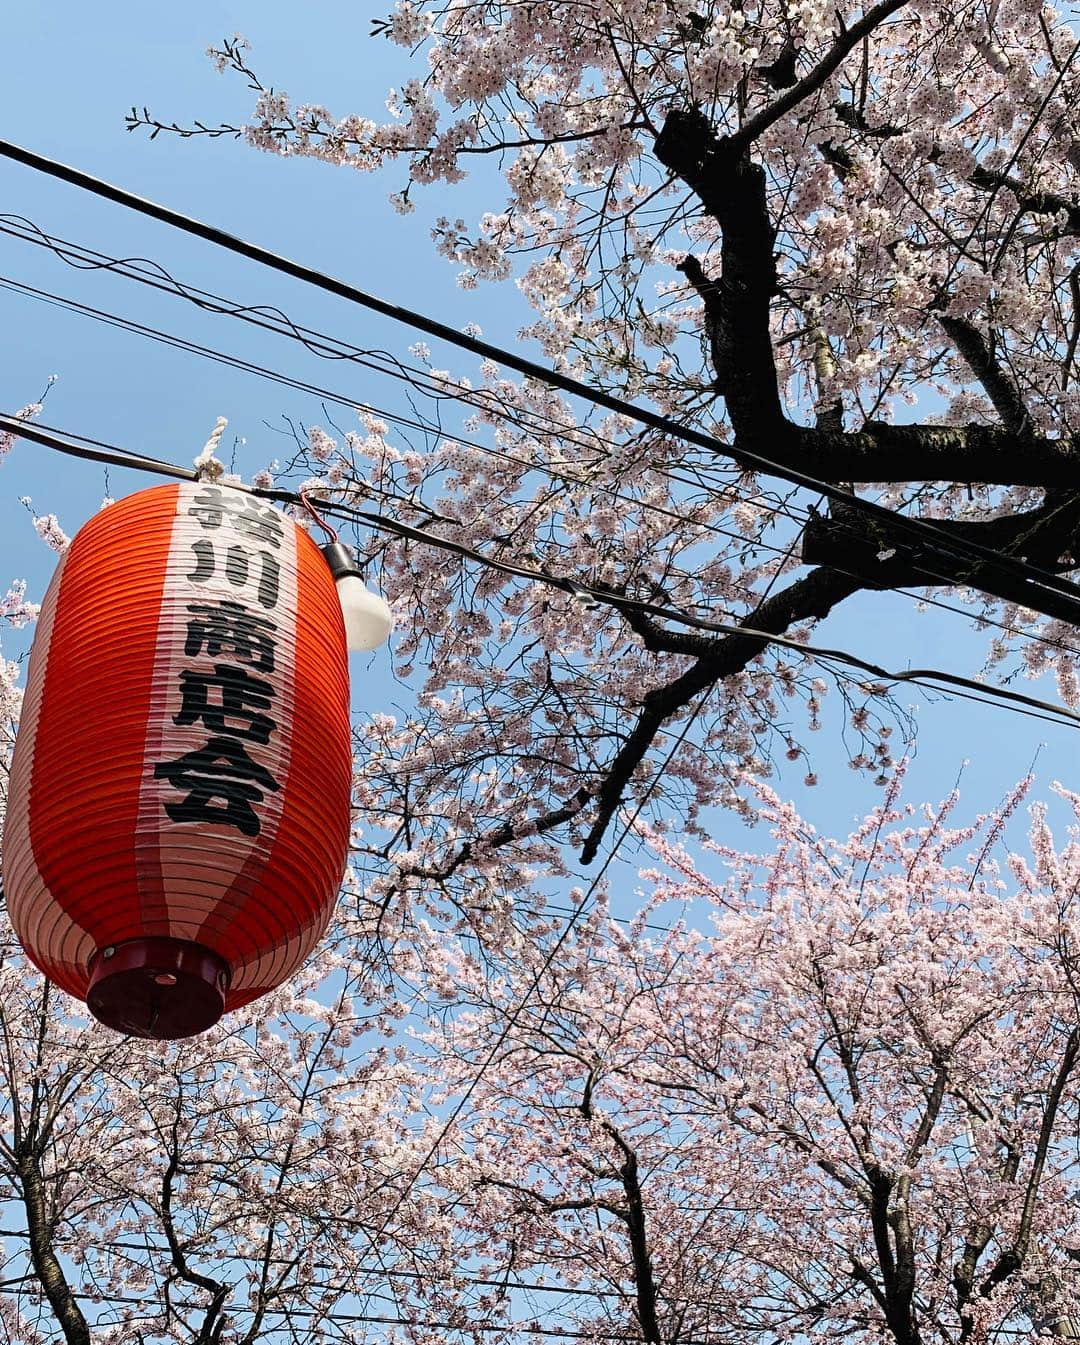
[154,486,287,837]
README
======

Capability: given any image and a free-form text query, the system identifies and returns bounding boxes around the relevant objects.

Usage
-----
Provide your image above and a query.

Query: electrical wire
[0,269,791,567]
[10,209,1080,659]
[0,218,795,608]
[0,214,643,465]
[9,1235,630,1301]
[8,271,1080,680]
[3,139,1080,622]
[0,1285,658,1340]
[3,412,1079,736]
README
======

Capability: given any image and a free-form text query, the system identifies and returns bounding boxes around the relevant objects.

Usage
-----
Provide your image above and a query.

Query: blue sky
[1,0,1076,886]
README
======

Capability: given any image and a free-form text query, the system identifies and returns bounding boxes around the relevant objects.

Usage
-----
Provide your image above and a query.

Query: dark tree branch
[583,482,1080,862]
[798,422,1080,487]
[936,315,1031,435]
[578,1078,664,1345]
[160,1118,231,1343]
[16,1149,90,1345]
[477,1175,626,1220]
[403,788,593,882]
[580,566,864,862]
[659,112,1080,493]
[571,103,1080,870]
[804,490,1080,622]
[11,983,91,1345]
[850,1254,891,1316]
[678,254,732,398]
[968,163,1080,234]
[656,108,788,442]
[822,112,1080,236]
[726,0,909,156]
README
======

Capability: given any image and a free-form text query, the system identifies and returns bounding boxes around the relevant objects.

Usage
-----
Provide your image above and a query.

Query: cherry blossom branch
[126,106,649,156]
[159,1111,231,1340]
[725,0,910,158]
[936,315,1031,435]
[968,164,1080,234]
[655,109,788,442]
[580,566,864,863]
[980,1026,1080,1297]
[398,788,592,883]
[476,1176,626,1220]
[579,1076,663,1345]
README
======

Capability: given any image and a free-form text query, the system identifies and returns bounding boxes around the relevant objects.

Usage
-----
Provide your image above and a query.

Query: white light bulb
[335,574,393,651]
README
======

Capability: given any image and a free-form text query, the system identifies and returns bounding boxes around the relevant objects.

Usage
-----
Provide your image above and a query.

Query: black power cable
[7,269,1080,670]
[4,138,1080,623]
[3,411,1079,734]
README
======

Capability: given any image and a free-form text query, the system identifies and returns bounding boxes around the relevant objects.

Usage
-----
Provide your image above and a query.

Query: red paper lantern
[3,481,353,1039]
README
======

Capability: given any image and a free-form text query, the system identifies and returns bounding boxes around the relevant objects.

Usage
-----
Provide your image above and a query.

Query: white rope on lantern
[193,416,228,481]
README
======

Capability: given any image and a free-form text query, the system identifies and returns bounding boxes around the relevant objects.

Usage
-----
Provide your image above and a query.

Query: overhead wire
[8,244,1080,675]
[0,1285,658,1340]
[0,215,796,604]
[0,269,789,573]
[8,274,1080,684]
[3,412,1079,736]
[3,140,1080,623]
[11,210,1080,666]
[0,214,642,465]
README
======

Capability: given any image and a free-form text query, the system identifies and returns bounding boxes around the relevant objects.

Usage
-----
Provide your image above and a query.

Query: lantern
[2,481,356,1039]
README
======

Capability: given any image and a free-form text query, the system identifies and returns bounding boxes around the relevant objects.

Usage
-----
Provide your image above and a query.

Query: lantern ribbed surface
[3,482,352,1037]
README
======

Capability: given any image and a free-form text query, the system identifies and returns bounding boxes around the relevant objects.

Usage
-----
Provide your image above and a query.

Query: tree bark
[16,1150,91,1345]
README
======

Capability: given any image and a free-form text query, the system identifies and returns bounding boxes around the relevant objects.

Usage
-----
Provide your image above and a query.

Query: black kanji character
[189,485,284,548]
[188,538,215,584]
[186,539,281,611]
[174,663,276,745]
[154,736,280,836]
[251,549,280,610]
[185,601,277,673]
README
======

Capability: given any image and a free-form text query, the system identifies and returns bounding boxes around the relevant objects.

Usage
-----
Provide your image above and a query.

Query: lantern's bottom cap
[87,938,229,1040]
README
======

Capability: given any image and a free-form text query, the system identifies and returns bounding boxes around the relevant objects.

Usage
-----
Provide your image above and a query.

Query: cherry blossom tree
[0,885,458,1345]
[11,6,1080,1333]
[7,737,1080,1341]
[128,0,1080,895]
[418,774,1080,1343]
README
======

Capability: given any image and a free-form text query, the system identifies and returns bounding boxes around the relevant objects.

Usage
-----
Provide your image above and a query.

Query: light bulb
[336,573,393,651]
[320,541,394,651]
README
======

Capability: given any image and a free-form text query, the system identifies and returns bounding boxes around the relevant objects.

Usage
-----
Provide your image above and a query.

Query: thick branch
[863,1159,922,1345]
[937,315,1030,435]
[656,108,788,441]
[16,1151,91,1345]
[798,421,1080,487]
[580,566,863,862]
[804,491,1080,622]
[969,163,1080,234]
